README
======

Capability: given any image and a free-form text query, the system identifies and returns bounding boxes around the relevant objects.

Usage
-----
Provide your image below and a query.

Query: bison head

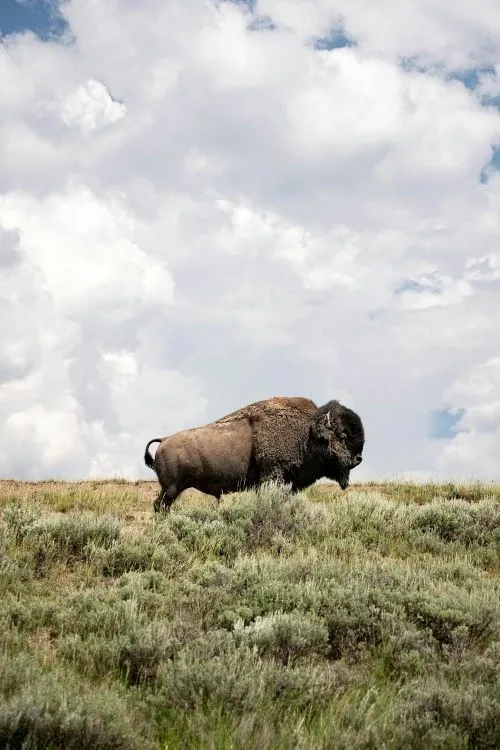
[309,400,364,489]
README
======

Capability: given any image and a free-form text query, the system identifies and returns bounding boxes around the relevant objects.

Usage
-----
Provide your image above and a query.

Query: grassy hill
[0,479,499,749]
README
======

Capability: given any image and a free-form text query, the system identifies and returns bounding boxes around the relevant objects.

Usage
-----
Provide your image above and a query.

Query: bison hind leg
[153,484,180,513]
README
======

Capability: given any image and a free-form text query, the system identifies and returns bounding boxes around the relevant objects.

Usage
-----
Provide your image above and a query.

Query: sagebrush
[0,479,499,749]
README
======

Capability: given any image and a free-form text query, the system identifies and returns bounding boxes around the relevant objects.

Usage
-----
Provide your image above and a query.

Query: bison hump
[215,396,317,425]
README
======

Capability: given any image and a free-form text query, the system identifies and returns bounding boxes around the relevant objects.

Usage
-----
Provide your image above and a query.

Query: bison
[144,395,364,512]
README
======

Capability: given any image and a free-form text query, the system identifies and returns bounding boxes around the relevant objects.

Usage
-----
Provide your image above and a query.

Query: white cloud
[464,254,500,283]
[4,405,84,476]
[0,185,173,316]
[431,358,500,479]
[259,0,500,68]
[1,0,500,481]
[60,79,127,134]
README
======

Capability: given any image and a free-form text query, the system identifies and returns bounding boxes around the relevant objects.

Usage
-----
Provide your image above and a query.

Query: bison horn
[325,411,331,428]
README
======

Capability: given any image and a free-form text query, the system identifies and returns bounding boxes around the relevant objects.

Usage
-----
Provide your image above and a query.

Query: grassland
[0,478,499,749]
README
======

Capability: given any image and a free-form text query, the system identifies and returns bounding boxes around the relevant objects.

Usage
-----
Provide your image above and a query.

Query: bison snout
[353,454,362,467]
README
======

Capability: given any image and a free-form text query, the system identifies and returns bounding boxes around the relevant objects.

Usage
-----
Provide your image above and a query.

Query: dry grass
[9,477,497,512]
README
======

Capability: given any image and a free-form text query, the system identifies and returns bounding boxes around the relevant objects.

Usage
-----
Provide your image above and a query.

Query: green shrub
[411,499,500,547]
[0,682,154,750]
[4,511,120,573]
[57,621,180,685]
[90,535,188,578]
[378,622,437,678]
[166,513,244,559]
[2,504,41,542]
[25,589,147,641]
[154,644,352,717]
[233,610,329,664]
[403,593,498,648]
[395,674,500,749]
[0,651,40,701]
[0,555,33,594]
[221,482,327,552]
[154,646,265,713]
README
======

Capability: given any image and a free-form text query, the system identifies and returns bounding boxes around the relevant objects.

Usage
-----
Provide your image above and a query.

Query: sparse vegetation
[0,478,499,749]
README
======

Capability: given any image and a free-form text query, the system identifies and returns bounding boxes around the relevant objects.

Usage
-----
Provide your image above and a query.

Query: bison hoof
[154,502,172,513]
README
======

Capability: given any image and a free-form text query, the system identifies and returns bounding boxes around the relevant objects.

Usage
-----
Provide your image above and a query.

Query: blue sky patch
[399,56,440,75]
[394,275,443,296]
[313,30,355,51]
[448,66,496,90]
[0,0,68,41]
[480,145,500,184]
[429,408,465,439]
[248,15,277,32]
[482,93,500,109]
[230,0,256,9]
[448,67,500,110]
[225,1,276,32]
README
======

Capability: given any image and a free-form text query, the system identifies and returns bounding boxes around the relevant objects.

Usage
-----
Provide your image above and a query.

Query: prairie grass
[0,478,498,749]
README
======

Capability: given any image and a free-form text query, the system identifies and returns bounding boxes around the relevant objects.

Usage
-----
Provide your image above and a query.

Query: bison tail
[144,438,162,471]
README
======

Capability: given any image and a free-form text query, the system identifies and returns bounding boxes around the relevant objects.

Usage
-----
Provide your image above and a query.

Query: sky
[0,0,500,482]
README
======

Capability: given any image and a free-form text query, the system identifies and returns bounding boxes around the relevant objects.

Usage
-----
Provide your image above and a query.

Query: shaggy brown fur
[144,396,364,512]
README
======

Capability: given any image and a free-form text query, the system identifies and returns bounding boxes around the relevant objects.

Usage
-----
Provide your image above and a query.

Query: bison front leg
[260,466,285,487]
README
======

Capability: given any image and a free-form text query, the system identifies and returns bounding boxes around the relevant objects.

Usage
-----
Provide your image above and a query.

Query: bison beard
[144,396,364,511]
[337,470,351,491]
